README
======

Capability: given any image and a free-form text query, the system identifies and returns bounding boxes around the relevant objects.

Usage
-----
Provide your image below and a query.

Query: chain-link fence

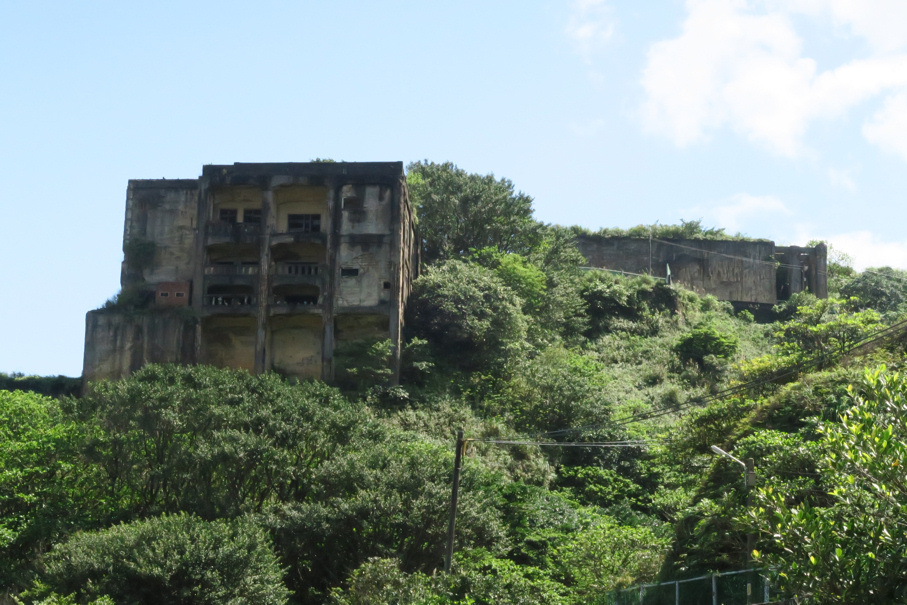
[606,569,786,605]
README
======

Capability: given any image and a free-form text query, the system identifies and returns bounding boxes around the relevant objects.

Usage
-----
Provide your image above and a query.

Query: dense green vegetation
[4,161,907,603]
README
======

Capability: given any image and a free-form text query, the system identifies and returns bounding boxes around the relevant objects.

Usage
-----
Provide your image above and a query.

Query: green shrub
[35,513,288,605]
[674,326,739,366]
[123,238,157,272]
[407,261,528,373]
[840,266,907,314]
[0,391,84,591]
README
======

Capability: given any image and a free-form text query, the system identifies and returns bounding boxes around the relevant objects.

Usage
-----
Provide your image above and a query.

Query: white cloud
[863,92,907,161]
[565,0,615,64]
[780,0,907,54]
[698,193,792,233]
[827,167,857,191]
[823,230,907,271]
[640,0,907,159]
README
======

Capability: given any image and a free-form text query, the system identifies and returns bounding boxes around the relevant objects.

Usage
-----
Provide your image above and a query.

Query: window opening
[287,213,321,233]
[283,262,319,276]
[383,281,391,289]
[341,267,359,277]
[219,208,238,223]
[160,292,169,297]
[243,209,262,224]
[175,292,185,298]
[342,197,363,211]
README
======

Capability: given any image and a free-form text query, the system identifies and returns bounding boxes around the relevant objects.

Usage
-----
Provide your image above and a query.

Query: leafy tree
[260,437,508,603]
[406,161,541,263]
[470,248,547,316]
[502,346,611,433]
[527,227,589,343]
[773,297,882,359]
[407,261,528,374]
[556,516,669,594]
[674,326,739,367]
[327,557,444,605]
[753,365,907,603]
[334,338,395,392]
[73,364,367,520]
[581,272,678,338]
[575,220,745,241]
[0,391,84,590]
[0,374,80,398]
[32,513,288,604]
[840,266,907,314]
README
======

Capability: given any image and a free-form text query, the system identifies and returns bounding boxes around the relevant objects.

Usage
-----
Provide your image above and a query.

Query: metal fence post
[675,580,679,605]
[712,573,718,605]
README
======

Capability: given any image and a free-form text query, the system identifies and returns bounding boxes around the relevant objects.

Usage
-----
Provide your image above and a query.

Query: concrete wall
[123,180,198,285]
[199,316,256,371]
[777,244,828,299]
[272,185,329,232]
[86,162,417,386]
[269,315,322,380]
[576,236,778,304]
[82,310,196,384]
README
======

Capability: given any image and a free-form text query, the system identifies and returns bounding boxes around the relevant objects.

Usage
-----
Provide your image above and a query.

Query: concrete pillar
[387,179,403,385]
[254,188,273,374]
[321,181,341,382]
[193,178,212,362]
[813,242,828,298]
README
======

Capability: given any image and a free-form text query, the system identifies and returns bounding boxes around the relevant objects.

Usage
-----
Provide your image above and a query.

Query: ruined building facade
[83,162,417,384]
[575,235,827,305]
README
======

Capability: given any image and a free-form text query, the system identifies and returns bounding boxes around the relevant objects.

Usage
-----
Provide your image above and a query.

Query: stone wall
[575,236,781,304]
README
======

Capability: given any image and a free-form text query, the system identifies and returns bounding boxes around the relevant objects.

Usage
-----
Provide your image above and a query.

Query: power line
[472,439,656,448]
[534,316,907,439]
[650,237,907,284]
[609,316,907,429]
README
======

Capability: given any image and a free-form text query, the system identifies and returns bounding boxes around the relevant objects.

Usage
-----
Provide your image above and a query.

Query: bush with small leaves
[33,513,288,605]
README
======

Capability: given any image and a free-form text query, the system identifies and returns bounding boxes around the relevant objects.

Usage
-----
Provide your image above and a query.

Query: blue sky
[2,0,906,376]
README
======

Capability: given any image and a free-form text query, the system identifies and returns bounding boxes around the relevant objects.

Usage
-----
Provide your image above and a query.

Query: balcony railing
[204,294,257,307]
[205,264,260,276]
[270,229,326,245]
[206,221,261,243]
[275,262,320,276]
[269,295,320,307]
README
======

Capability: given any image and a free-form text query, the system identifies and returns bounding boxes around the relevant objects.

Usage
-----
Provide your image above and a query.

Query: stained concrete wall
[123,180,198,285]
[576,236,778,304]
[199,316,256,371]
[273,186,329,232]
[82,310,196,384]
[86,162,417,386]
[269,315,322,380]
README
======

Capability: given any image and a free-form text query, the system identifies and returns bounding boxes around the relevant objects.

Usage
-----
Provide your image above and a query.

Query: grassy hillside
[3,162,907,604]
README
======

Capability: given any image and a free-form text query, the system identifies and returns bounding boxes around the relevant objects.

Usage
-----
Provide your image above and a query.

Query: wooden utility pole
[444,429,465,573]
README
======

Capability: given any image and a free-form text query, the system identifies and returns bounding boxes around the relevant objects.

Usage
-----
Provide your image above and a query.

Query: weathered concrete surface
[82,310,196,385]
[776,244,827,299]
[122,180,198,286]
[85,162,418,385]
[576,236,779,304]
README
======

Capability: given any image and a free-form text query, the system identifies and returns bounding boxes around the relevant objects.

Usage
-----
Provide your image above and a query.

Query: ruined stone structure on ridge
[83,162,417,385]
[575,235,827,306]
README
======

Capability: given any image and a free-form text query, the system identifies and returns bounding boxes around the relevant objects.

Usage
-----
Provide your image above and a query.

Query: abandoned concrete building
[83,162,417,384]
[575,235,827,306]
